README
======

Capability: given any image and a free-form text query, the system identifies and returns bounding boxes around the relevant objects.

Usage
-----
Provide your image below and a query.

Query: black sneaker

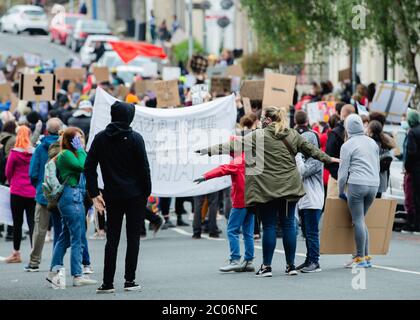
[285,265,298,276]
[124,281,142,292]
[208,232,220,238]
[301,262,322,273]
[96,283,115,294]
[192,233,201,239]
[162,220,176,230]
[296,260,310,271]
[255,265,272,277]
[24,264,39,272]
[177,219,190,227]
[152,218,163,236]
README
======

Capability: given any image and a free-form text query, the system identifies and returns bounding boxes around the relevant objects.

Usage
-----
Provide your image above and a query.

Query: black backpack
[0,136,12,184]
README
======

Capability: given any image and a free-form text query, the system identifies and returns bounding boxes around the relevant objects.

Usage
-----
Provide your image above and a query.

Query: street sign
[19,73,56,102]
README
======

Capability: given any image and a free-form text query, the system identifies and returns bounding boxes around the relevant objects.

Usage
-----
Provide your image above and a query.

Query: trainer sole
[124,286,142,292]
[255,272,273,278]
[96,289,115,294]
[300,268,322,273]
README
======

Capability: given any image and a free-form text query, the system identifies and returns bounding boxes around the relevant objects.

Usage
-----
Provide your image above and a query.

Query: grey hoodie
[296,131,324,210]
[338,114,380,194]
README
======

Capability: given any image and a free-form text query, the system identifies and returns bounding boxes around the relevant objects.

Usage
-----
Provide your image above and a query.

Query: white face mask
[401,121,409,130]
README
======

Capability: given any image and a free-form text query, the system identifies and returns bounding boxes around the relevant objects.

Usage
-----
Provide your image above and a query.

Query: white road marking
[171,228,420,276]
[0,256,5,262]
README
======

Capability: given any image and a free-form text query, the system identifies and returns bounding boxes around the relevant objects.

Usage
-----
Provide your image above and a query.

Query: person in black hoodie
[325,104,355,198]
[85,101,151,294]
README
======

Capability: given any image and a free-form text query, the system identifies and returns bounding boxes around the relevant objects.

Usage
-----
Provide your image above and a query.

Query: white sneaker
[83,265,94,274]
[46,271,60,289]
[73,275,98,287]
[413,231,420,236]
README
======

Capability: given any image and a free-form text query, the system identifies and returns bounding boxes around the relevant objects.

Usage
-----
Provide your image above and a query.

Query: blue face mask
[401,121,409,130]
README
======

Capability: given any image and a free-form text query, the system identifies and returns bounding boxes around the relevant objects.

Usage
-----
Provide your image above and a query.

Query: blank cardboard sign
[226,64,244,78]
[19,73,56,102]
[263,73,296,108]
[240,80,264,101]
[135,80,155,95]
[55,67,85,82]
[93,67,110,83]
[0,82,12,101]
[154,80,180,108]
[320,198,396,255]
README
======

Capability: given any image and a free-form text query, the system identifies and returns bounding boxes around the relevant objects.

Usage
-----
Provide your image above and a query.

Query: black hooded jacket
[325,121,345,180]
[84,101,151,201]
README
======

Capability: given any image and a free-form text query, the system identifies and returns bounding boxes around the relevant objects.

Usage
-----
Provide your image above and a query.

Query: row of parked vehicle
[0,5,112,53]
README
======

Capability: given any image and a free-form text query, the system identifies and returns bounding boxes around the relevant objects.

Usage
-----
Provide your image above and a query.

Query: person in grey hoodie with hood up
[338,114,379,269]
[295,130,324,274]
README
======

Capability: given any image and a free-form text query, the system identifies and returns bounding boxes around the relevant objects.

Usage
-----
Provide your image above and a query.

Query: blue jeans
[50,207,62,250]
[301,209,321,264]
[50,186,85,277]
[258,199,297,266]
[227,208,254,261]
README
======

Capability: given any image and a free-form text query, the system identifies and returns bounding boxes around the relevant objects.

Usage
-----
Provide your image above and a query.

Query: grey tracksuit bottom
[347,184,378,258]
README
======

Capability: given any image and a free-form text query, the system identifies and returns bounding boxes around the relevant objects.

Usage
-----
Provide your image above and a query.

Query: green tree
[241,0,420,107]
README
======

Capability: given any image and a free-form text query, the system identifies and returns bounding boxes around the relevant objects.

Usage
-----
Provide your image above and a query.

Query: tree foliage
[241,0,420,107]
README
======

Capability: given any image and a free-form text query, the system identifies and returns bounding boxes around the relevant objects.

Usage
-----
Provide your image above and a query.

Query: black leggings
[10,194,35,251]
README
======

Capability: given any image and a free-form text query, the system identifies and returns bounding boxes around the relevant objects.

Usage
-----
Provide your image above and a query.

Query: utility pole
[202,9,207,54]
[351,46,357,93]
[92,0,98,20]
[188,0,193,58]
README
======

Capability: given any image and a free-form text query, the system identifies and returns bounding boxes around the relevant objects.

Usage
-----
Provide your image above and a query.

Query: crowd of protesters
[0,48,419,292]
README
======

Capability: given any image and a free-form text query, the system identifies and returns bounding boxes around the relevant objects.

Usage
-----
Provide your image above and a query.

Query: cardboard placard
[211,77,231,95]
[135,80,156,95]
[162,67,181,81]
[191,84,209,105]
[23,53,42,67]
[93,66,110,83]
[118,85,129,99]
[19,73,56,102]
[320,198,396,255]
[305,101,336,124]
[242,97,252,115]
[338,68,351,82]
[240,80,264,101]
[9,92,19,113]
[0,83,12,102]
[226,64,244,78]
[14,57,26,69]
[263,73,296,108]
[54,68,85,82]
[154,80,180,108]
[370,81,416,123]
[207,66,227,79]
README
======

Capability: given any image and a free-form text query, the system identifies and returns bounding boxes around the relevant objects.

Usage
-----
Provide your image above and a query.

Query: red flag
[108,40,167,63]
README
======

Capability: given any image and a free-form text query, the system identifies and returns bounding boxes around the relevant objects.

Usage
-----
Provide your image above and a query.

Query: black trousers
[193,192,219,235]
[103,197,146,285]
[140,207,163,235]
[159,197,171,217]
[10,194,35,251]
[175,197,194,216]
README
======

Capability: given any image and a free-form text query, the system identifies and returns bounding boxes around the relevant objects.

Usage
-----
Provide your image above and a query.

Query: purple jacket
[5,148,36,198]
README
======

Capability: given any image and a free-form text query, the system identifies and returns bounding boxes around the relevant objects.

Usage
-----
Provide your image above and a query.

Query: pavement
[0,32,78,67]
[1,213,420,300]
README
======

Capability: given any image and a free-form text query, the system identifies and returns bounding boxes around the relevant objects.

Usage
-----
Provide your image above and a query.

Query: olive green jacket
[207,124,332,207]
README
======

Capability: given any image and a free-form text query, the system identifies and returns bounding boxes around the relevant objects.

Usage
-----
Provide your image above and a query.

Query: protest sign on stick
[263,73,296,108]
[54,67,85,82]
[19,73,56,102]
[240,80,264,101]
[154,80,180,108]
[93,66,110,83]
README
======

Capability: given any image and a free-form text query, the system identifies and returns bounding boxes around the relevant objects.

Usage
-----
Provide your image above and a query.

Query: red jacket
[204,154,245,209]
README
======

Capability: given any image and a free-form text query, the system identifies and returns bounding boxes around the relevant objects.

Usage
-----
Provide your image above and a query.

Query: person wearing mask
[4,126,36,263]
[24,118,63,272]
[46,127,97,287]
[68,99,93,138]
[338,114,380,268]
[325,104,356,198]
[367,120,396,198]
[200,106,338,277]
[404,109,420,235]
[85,101,151,294]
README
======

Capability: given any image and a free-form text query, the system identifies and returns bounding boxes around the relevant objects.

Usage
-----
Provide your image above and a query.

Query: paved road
[1,213,420,300]
[0,32,78,67]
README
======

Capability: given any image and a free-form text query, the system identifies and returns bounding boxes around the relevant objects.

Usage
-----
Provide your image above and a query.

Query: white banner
[0,186,29,230]
[88,88,237,197]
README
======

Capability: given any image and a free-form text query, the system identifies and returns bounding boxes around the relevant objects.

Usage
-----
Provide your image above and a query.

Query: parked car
[97,51,159,78]
[49,13,85,45]
[79,35,119,66]
[67,19,112,52]
[0,5,48,35]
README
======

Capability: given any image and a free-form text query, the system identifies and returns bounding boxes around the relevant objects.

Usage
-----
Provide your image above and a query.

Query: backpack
[0,135,12,185]
[379,149,393,173]
[42,158,68,210]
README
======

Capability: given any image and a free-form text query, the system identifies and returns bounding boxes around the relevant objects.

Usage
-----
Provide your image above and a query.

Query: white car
[79,35,119,66]
[0,5,48,35]
[98,51,158,78]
